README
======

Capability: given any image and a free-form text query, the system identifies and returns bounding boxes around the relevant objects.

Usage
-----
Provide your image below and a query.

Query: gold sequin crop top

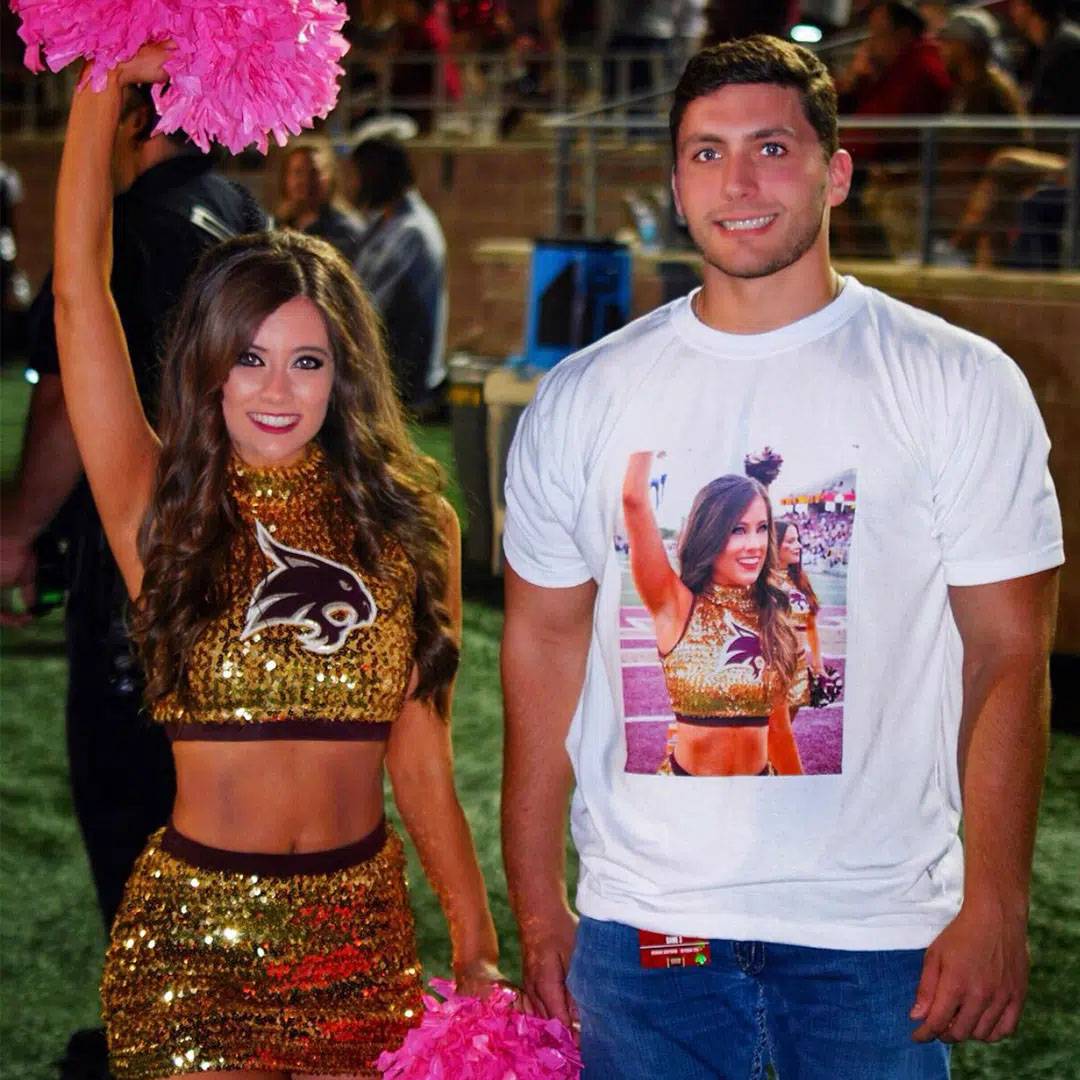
[778,577,812,633]
[154,446,417,741]
[659,584,772,726]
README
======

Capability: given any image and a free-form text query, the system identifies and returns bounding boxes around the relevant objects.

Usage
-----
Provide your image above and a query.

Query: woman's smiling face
[711,494,770,587]
[220,296,335,468]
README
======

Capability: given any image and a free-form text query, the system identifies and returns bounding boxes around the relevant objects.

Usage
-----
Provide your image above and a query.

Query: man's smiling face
[672,82,850,282]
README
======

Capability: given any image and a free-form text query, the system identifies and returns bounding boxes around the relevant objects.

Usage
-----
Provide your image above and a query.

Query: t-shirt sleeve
[502,373,593,588]
[933,350,1064,586]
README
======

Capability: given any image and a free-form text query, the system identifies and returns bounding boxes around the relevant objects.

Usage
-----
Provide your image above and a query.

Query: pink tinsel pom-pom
[9,0,350,153]
[9,0,170,88]
[152,0,350,154]
[376,979,582,1080]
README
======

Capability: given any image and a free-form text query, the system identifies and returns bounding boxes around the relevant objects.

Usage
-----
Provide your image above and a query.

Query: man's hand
[910,901,1029,1043]
[519,904,579,1028]
[0,532,36,626]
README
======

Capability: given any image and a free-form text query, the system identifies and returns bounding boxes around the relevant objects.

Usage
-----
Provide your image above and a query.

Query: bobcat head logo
[721,612,765,677]
[241,521,376,655]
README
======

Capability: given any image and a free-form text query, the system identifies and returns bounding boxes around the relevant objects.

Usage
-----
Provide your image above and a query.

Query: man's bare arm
[911,568,1058,1043]
[501,566,596,1025]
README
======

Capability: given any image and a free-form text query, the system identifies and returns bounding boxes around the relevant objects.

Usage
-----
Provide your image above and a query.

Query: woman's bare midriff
[171,740,387,853]
[675,722,769,776]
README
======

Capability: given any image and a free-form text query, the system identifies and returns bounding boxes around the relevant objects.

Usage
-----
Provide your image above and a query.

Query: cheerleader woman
[622,452,803,777]
[53,44,502,1079]
[775,519,825,711]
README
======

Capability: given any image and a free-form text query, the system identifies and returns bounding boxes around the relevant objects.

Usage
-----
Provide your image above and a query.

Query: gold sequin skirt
[102,818,422,1079]
[790,663,810,709]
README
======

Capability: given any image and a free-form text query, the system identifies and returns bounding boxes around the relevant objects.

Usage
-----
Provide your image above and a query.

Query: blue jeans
[566,916,950,1080]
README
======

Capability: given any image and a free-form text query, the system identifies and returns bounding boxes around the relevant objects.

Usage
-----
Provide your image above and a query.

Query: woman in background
[775,519,824,713]
[276,141,365,262]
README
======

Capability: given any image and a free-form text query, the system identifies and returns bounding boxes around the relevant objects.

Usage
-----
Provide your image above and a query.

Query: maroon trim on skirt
[674,713,768,728]
[166,719,392,742]
[161,816,388,876]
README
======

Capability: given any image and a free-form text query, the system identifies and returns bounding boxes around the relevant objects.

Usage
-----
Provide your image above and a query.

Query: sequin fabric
[152,445,417,734]
[777,578,812,708]
[660,584,774,718]
[102,826,423,1078]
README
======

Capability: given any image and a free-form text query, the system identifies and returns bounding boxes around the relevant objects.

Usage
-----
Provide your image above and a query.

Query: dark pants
[65,556,174,931]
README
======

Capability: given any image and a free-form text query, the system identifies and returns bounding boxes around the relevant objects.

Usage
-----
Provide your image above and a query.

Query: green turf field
[1,368,1078,1078]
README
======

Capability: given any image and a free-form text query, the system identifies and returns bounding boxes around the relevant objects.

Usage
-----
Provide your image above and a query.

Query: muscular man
[501,35,1061,1078]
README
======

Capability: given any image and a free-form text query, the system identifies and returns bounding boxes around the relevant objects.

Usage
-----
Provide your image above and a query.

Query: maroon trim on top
[166,719,392,742]
[161,816,388,876]
[674,713,768,729]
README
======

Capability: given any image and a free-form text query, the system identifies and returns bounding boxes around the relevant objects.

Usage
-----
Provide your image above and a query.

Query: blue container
[522,238,631,370]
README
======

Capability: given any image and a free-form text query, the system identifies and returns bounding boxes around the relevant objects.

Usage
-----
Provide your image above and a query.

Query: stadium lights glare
[24,367,40,385]
[791,23,824,44]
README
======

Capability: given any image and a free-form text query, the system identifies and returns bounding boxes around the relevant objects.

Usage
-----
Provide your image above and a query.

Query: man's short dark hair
[670,35,839,160]
[350,137,414,210]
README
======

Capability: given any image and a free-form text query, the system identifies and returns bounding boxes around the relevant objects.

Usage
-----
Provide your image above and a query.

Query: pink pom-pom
[9,0,350,153]
[9,0,170,87]
[151,0,350,154]
[376,979,582,1080]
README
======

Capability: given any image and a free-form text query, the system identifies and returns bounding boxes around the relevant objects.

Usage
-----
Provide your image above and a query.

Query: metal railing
[545,110,1080,271]
[1,48,689,140]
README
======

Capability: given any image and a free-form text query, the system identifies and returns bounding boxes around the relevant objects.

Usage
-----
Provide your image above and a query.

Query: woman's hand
[453,957,513,1000]
[115,40,176,87]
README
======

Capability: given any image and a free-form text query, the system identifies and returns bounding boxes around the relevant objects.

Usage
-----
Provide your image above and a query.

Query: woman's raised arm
[622,451,683,625]
[52,46,172,598]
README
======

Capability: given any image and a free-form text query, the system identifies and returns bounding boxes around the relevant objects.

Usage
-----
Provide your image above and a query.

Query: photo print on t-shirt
[617,445,855,777]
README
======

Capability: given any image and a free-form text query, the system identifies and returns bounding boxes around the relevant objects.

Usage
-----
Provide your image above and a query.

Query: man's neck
[694,243,840,335]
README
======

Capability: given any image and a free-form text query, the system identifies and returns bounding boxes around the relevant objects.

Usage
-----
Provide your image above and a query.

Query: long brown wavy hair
[677,474,799,692]
[131,231,457,713]
[775,519,820,614]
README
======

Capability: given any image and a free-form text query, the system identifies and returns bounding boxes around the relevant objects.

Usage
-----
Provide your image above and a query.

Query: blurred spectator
[451,0,516,50]
[603,1,706,99]
[917,0,950,36]
[1009,0,1080,114]
[939,8,1024,118]
[837,0,953,148]
[387,0,462,132]
[703,0,799,43]
[946,0,1078,264]
[835,1,953,257]
[348,136,448,415]
[931,7,1026,262]
[792,512,854,572]
[275,142,365,261]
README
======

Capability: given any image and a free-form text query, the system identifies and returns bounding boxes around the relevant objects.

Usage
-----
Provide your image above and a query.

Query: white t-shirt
[503,276,1064,951]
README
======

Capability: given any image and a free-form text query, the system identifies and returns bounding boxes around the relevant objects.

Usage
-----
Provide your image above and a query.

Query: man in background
[0,84,265,1077]
[348,134,448,417]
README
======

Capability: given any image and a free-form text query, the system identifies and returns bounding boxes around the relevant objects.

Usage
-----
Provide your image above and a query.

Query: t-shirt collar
[671,274,865,358]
